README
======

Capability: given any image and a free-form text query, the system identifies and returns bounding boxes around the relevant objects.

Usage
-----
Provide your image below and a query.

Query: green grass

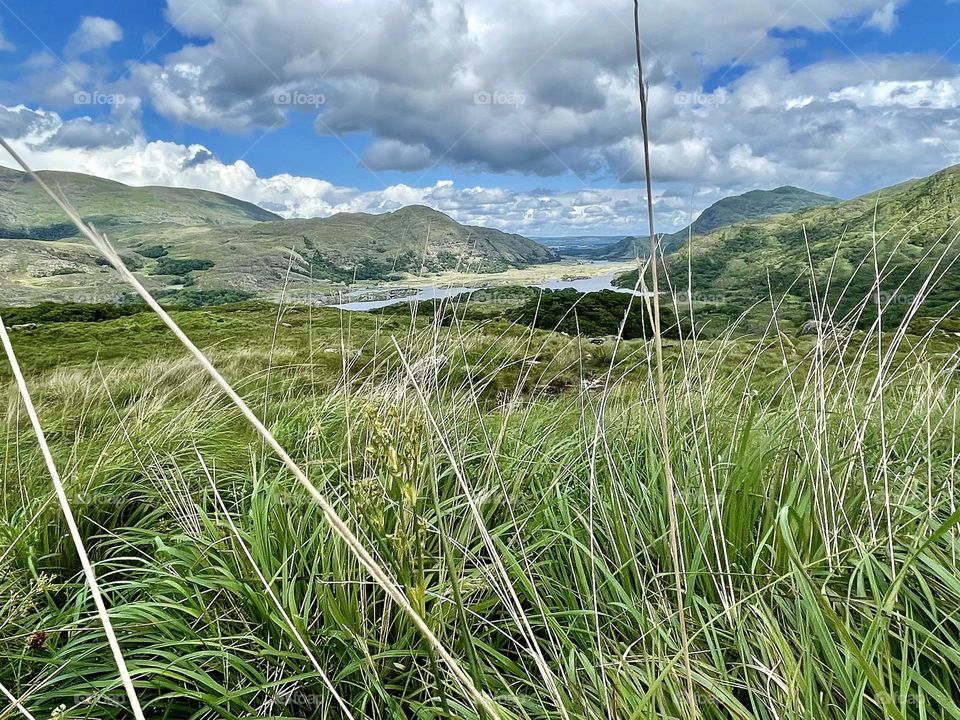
[1,293,960,719]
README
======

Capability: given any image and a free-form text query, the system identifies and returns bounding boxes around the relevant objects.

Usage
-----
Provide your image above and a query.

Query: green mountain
[593,186,838,260]
[615,165,960,332]
[0,167,558,305]
[684,186,840,236]
[0,166,281,239]
[209,205,561,284]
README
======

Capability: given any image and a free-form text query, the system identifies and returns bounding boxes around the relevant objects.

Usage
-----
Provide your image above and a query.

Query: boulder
[799,320,828,337]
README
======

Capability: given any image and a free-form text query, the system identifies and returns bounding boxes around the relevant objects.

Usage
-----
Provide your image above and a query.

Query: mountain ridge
[592,185,839,260]
[614,163,960,332]
[0,167,559,305]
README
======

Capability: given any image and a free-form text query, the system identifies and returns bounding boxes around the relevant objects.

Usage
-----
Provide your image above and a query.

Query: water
[333,286,478,312]
[331,266,645,312]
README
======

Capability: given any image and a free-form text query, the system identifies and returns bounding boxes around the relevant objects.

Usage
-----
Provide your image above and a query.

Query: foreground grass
[2,304,960,719]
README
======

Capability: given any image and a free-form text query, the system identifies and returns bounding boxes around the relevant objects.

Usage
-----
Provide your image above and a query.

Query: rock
[799,319,851,343]
[799,320,827,337]
[7,323,38,332]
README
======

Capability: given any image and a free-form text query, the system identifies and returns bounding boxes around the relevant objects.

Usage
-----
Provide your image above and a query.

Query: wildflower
[33,573,57,593]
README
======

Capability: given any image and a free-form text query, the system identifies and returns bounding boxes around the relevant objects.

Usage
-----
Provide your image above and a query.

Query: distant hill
[183,205,560,288]
[535,235,631,256]
[590,235,647,261]
[614,165,960,331]
[0,166,281,240]
[0,167,558,305]
[592,186,839,260]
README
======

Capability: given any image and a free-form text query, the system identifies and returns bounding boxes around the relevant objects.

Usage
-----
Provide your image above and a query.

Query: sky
[0,0,958,236]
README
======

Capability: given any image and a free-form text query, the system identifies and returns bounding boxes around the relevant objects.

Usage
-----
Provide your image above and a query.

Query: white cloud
[65,17,123,57]
[0,103,692,235]
[113,0,908,179]
[0,23,14,52]
[865,2,900,33]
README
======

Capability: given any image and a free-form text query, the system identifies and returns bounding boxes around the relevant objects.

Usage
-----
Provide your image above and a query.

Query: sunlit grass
[1,291,959,718]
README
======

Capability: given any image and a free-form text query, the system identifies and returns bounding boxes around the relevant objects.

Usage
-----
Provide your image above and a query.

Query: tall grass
[1,287,959,718]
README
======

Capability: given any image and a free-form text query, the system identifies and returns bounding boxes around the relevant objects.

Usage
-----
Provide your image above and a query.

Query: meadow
[1,292,960,719]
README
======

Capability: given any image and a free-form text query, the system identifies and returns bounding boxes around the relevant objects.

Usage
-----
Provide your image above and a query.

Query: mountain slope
[592,186,839,260]
[0,166,281,240]
[615,165,960,331]
[0,168,559,305]
[687,186,840,236]
[173,205,560,290]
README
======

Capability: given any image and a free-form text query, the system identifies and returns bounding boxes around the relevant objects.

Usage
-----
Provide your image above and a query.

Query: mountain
[590,235,648,261]
[614,165,960,332]
[592,186,839,260]
[0,166,281,240]
[176,205,560,288]
[0,167,558,305]
[683,186,840,237]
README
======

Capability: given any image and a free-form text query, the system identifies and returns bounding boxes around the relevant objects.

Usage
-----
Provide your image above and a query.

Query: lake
[331,264,646,312]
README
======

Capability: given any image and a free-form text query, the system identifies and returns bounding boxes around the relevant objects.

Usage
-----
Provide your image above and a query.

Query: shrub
[516,288,677,339]
[0,302,147,325]
[150,258,216,276]
[137,245,169,259]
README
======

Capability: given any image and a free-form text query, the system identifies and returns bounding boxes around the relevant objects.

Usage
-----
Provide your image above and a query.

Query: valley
[3,155,960,720]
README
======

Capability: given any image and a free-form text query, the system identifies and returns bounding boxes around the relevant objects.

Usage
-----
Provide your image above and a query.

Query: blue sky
[0,0,958,234]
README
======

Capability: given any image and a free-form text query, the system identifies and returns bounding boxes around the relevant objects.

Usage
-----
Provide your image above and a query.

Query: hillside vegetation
[0,167,558,305]
[0,166,281,236]
[593,185,838,260]
[616,165,960,333]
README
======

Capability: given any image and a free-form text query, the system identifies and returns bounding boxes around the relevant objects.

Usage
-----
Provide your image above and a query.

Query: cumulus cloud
[116,0,910,179]
[40,116,133,150]
[363,140,434,172]
[65,17,123,57]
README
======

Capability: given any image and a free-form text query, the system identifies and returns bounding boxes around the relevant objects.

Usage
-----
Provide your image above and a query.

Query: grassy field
[1,294,960,719]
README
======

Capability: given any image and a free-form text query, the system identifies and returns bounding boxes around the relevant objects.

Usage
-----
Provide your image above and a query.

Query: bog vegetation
[1,262,960,718]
